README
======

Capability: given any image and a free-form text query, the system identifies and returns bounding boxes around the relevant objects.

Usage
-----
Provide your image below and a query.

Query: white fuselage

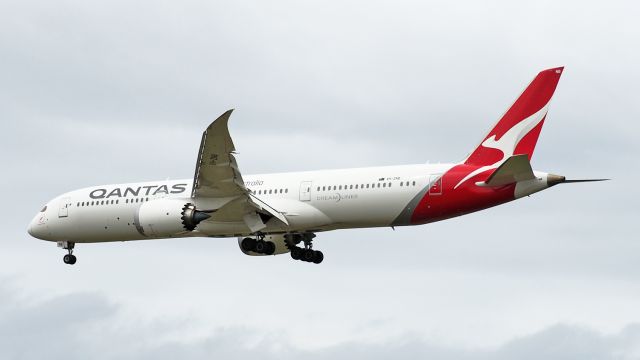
[28,163,457,243]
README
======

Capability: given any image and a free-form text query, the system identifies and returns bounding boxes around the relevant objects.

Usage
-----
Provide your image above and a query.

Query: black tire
[255,240,266,253]
[312,250,324,264]
[241,237,257,252]
[302,249,315,262]
[63,254,71,264]
[265,241,276,255]
[69,255,77,265]
[291,247,302,260]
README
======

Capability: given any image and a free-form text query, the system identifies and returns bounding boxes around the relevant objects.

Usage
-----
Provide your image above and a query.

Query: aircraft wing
[191,110,289,230]
[191,109,247,198]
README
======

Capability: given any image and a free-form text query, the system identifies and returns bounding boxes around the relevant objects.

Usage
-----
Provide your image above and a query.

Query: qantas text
[89,184,188,199]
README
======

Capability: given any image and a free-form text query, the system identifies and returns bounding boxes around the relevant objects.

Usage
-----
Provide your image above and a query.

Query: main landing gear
[58,241,77,265]
[285,233,323,264]
[240,235,276,255]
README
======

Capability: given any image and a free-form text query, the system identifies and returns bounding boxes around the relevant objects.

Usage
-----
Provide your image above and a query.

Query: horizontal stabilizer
[481,154,535,187]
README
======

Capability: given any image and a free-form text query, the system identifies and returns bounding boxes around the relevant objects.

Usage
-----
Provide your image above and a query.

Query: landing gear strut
[285,233,323,264]
[58,241,77,265]
[241,234,276,255]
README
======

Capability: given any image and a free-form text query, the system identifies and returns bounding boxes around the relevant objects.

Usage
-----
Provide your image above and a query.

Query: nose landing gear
[58,241,77,265]
[285,233,323,264]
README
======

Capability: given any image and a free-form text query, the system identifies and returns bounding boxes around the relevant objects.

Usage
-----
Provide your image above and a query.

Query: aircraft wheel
[63,254,77,265]
[312,250,324,264]
[265,241,276,255]
[291,247,302,260]
[302,249,315,262]
[241,237,256,252]
[254,240,266,253]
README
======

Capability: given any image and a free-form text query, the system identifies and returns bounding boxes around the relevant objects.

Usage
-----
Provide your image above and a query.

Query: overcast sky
[1,0,639,359]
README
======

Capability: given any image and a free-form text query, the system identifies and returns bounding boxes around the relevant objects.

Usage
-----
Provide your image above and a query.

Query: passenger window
[280,189,283,193]
[383,183,386,188]
[285,189,288,193]
[413,181,416,186]
[350,185,353,189]
[339,185,342,190]
[388,182,392,187]
[366,184,369,188]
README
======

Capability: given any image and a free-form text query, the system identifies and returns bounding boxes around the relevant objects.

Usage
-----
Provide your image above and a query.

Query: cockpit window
[40,206,47,212]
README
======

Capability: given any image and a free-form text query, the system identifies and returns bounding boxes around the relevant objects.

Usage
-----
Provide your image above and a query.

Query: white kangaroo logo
[454,102,550,189]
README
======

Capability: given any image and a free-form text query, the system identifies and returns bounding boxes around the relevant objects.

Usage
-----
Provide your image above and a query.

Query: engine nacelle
[135,199,210,238]
[237,234,291,256]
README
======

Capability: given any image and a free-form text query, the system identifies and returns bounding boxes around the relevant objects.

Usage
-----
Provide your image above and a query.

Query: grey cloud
[1,281,639,360]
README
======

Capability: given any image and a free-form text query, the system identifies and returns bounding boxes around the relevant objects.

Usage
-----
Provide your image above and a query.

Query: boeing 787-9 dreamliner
[28,67,605,265]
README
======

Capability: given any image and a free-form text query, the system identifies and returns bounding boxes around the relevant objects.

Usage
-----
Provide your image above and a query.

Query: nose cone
[27,212,49,240]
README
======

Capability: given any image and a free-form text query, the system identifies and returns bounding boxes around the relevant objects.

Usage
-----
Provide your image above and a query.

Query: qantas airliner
[28,67,604,265]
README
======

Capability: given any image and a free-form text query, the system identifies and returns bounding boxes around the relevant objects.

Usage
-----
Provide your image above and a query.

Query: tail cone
[547,174,566,186]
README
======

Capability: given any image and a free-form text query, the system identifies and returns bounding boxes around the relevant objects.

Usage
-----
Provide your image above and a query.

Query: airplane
[28,66,606,265]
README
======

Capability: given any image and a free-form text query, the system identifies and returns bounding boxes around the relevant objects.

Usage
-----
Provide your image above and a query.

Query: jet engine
[136,199,210,237]
[237,234,291,256]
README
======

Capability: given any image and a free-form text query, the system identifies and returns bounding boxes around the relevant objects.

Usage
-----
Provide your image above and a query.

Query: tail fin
[464,67,564,166]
